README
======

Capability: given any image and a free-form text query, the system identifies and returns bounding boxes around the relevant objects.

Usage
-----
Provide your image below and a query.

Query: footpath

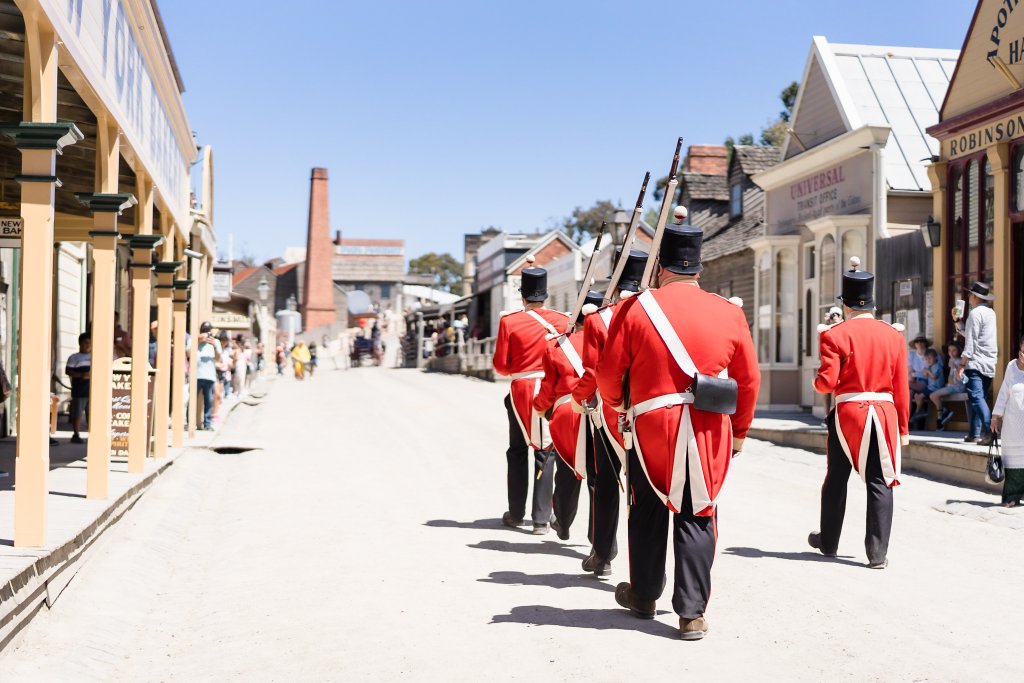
[0,382,265,649]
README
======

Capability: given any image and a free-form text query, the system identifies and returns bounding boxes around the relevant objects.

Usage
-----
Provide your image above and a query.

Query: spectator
[308,342,318,376]
[908,335,930,395]
[991,336,1024,507]
[148,320,158,366]
[231,335,247,396]
[195,322,221,430]
[113,312,131,359]
[65,333,92,444]
[275,344,285,375]
[953,281,998,444]
[0,360,9,477]
[910,348,944,429]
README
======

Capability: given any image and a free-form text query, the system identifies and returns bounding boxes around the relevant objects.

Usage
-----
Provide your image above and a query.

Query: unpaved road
[1,366,1021,682]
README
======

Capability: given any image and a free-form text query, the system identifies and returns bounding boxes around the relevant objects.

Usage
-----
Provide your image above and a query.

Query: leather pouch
[692,373,738,415]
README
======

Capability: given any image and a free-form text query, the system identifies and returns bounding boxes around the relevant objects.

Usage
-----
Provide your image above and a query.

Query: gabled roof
[504,230,579,274]
[701,215,764,261]
[783,36,958,192]
[681,172,729,201]
[273,263,300,276]
[232,266,260,286]
[732,146,781,176]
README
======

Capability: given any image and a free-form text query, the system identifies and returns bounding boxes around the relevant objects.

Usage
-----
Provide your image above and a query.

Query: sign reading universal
[944,111,1024,159]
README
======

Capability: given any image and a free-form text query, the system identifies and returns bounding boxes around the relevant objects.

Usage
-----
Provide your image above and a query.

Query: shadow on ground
[944,499,999,509]
[724,546,864,568]
[424,518,503,530]
[468,539,589,560]
[479,571,615,593]
[490,605,678,639]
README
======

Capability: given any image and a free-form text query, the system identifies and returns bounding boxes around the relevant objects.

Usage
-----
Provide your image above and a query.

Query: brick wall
[301,167,338,330]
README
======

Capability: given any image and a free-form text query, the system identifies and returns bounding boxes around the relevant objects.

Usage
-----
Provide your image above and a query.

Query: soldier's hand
[731,450,741,459]
[900,434,910,447]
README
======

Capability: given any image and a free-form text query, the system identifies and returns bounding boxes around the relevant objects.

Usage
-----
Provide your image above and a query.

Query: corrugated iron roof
[824,40,959,191]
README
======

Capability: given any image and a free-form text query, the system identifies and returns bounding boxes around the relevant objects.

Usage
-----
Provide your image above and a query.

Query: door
[1013,223,1024,353]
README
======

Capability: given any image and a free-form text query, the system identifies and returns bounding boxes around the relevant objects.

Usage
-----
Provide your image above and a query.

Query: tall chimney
[301,167,337,330]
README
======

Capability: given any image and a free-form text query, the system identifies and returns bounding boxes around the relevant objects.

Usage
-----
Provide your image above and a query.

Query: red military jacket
[493,307,570,449]
[573,303,626,457]
[596,282,760,515]
[814,314,910,486]
[534,329,587,477]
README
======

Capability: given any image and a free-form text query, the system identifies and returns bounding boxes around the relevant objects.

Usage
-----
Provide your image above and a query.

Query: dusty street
[1,365,1021,682]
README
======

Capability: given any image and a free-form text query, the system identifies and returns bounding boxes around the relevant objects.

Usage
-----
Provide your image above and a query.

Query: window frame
[730,182,743,218]
[946,151,995,327]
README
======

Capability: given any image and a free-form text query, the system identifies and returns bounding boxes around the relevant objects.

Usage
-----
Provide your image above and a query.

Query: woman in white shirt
[991,336,1024,507]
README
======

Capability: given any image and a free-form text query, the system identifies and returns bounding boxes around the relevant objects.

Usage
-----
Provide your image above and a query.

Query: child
[65,333,91,444]
[910,348,944,429]
[930,343,965,429]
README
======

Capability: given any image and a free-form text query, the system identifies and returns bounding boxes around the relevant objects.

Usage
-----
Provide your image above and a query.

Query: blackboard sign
[110,357,155,459]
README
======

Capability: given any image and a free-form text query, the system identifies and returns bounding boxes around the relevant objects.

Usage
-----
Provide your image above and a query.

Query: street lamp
[287,294,297,311]
[920,216,941,248]
[257,276,269,303]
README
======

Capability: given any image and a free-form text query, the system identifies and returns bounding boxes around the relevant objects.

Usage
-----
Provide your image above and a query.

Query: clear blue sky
[160,0,974,264]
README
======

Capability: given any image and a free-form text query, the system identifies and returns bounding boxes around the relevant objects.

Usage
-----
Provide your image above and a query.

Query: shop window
[805,245,816,279]
[381,284,391,299]
[819,234,836,323]
[757,251,771,363]
[1015,146,1024,213]
[730,182,743,217]
[947,157,994,329]
[775,249,796,363]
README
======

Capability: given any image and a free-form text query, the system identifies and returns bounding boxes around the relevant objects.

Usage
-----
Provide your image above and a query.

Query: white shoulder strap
[525,310,558,336]
[599,308,612,328]
[556,334,585,377]
[637,290,698,377]
[636,290,729,379]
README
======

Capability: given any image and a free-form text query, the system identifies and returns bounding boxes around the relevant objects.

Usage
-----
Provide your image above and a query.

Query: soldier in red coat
[534,290,604,542]
[571,248,647,577]
[808,270,910,569]
[596,225,760,640]
[492,266,569,534]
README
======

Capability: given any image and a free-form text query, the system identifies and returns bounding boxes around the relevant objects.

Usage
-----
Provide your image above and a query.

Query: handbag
[691,372,739,415]
[986,433,1005,485]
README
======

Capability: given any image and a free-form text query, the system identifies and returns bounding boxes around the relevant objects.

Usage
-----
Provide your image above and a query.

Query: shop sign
[898,280,913,297]
[210,311,251,330]
[766,153,873,232]
[212,265,232,302]
[944,111,1024,159]
[0,218,22,249]
[110,358,154,460]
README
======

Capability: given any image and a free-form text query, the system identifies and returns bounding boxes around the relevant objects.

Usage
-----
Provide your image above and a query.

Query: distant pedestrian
[991,337,1024,507]
[0,360,8,477]
[953,281,998,444]
[65,333,91,444]
[275,344,285,375]
[308,342,318,376]
[196,322,222,430]
[291,341,310,380]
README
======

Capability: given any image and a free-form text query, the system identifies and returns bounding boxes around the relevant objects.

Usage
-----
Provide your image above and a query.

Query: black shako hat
[615,247,649,292]
[520,267,548,302]
[575,290,606,324]
[838,270,875,311]
[659,224,703,275]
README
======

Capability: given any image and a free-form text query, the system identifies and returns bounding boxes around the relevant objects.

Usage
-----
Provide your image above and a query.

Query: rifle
[604,171,650,301]
[564,224,607,333]
[640,137,684,289]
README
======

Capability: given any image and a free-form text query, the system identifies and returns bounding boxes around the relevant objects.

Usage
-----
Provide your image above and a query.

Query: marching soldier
[808,270,910,568]
[596,225,760,640]
[492,265,569,534]
[571,248,648,577]
[534,290,605,541]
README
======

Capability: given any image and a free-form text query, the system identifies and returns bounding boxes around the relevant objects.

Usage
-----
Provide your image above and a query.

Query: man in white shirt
[954,281,998,444]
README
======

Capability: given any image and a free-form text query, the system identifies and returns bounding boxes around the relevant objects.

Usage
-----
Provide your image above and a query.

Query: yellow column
[186,255,201,439]
[152,256,180,458]
[172,279,191,446]
[126,231,163,473]
[988,144,1012,390]
[0,10,83,547]
[77,194,136,498]
[928,162,948,347]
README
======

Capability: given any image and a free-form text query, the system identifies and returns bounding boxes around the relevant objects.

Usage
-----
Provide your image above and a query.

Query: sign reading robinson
[943,110,1024,160]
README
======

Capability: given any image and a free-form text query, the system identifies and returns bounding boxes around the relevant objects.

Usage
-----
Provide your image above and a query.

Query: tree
[408,252,463,292]
[759,81,799,147]
[562,199,617,244]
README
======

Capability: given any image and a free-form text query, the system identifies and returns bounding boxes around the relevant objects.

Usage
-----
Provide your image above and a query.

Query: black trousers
[820,411,893,564]
[505,394,555,525]
[553,453,583,534]
[591,427,621,561]
[626,447,716,619]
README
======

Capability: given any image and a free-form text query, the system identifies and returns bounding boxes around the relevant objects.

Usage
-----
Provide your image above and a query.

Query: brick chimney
[301,167,337,330]
[685,145,728,176]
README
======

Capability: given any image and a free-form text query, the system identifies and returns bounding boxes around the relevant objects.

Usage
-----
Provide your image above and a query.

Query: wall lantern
[920,216,941,248]
[257,276,270,302]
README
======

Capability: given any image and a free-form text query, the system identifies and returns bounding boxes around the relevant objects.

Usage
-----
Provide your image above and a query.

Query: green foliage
[408,252,463,292]
[562,199,617,244]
